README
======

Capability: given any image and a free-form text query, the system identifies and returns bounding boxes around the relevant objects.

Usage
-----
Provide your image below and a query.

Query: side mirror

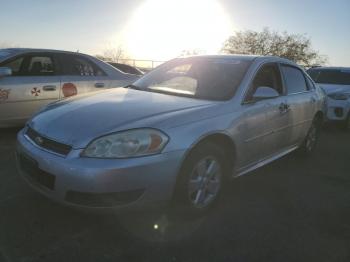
[0,67,12,78]
[252,86,279,101]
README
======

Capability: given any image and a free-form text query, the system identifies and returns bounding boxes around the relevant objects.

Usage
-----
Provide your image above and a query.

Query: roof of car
[308,66,350,71]
[0,50,297,67]
[184,54,258,60]
[182,54,295,64]
[0,48,86,56]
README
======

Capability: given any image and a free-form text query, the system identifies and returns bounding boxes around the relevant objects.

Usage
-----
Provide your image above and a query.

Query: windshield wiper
[124,84,142,90]
[142,87,199,99]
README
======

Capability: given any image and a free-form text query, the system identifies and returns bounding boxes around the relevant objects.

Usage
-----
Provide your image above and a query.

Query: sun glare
[123,0,233,61]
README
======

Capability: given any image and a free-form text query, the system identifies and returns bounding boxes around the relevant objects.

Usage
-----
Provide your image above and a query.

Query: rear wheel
[173,142,228,215]
[299,118,320,155]
[344,114,350,131]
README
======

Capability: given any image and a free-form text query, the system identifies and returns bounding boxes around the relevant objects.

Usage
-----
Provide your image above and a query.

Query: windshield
[132,57,251,101]
[308,69,350,85]
[0,50,15,61]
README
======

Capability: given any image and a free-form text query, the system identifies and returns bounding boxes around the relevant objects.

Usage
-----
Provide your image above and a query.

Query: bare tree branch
[97,45,129,62]
[179,49,205,57]
[0,42,20,48]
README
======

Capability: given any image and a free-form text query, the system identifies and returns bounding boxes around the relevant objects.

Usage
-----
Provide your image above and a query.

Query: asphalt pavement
[0,126,349,262]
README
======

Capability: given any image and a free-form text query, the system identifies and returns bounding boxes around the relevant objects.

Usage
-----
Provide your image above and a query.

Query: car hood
[317,84,350,95]
[29,88,217,148]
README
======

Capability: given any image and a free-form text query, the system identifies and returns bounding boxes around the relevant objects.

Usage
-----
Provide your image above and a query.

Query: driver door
[260,64,292,157]
[0,53,60,126]
[242,63,291,163]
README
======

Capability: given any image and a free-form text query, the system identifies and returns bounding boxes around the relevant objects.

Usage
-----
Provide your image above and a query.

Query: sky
[0,0,349,66]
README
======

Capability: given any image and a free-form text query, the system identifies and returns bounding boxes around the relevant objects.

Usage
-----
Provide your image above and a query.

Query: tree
[179,48,205,57]
[221,28,327,67]
[0,42,19,48]
[97,45,128,62]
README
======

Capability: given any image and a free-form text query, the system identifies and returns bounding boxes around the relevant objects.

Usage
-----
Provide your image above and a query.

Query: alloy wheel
[346,116,350,131]
[305,124,317,152]
[187,156,222,209]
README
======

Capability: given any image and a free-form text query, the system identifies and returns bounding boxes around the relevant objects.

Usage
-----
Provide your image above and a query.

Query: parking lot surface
[0,126,349,262]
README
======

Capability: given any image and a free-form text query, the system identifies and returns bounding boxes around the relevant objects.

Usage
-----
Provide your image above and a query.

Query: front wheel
[173,142,228,215]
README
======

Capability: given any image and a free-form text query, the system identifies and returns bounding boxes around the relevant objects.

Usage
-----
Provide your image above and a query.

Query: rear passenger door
[57,54,110,98]
[0,53,60,125]
[280,65,316,145]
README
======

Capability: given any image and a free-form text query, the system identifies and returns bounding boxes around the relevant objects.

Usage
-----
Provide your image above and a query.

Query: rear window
[308,69,350,85]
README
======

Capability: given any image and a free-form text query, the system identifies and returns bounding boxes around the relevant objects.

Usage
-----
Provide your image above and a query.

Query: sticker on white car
[31,87,41,97]
[0,89,10,101]
[62,83,77,97]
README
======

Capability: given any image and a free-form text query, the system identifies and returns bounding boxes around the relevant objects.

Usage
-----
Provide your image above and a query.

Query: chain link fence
[115,59,165,71]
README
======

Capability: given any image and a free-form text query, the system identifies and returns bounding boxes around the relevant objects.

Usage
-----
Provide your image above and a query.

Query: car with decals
[16,55,324,213]
[307,67,350,130]
[0,48,139,128]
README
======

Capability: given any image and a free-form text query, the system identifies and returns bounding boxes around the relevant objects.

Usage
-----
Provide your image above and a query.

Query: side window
[1,55,55,76]
[26,56,55,76]
[62,55,105,76]
[305,75,315,90]
[245,63,283,101]
[281,65,308,94]
[1,56,25,76]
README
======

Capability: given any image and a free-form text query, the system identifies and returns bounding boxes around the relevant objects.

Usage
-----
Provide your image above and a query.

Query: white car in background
[307,67,350,130]
[0,48,139,128]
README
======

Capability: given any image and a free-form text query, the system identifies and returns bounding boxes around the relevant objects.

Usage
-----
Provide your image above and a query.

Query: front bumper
[16,129,185,212]
[325,98,350,121]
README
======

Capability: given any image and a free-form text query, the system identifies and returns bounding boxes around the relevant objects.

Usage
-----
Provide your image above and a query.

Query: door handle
[95,83,105,88]
[42,85,57,91]
[279,103,290,114]
[279,103,286,112]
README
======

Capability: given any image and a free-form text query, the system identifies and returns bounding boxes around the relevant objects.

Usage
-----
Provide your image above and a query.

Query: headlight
[82,129,169,158]
[328,93,350,100]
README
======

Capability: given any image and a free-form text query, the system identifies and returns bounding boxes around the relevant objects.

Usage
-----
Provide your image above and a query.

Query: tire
[343,113,350,131]
[299,118,320,155]
[173,142,228,215]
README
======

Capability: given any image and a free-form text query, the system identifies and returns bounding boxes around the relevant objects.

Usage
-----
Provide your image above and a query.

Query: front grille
[18,153,55,190]
[26,127,72,156]
[65,189,144,207]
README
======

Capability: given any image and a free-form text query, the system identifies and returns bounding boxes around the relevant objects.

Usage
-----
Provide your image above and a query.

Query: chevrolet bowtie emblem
[34,136,44,145]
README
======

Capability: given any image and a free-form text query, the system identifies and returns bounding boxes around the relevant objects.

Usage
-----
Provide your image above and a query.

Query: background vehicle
[16,55,324,214]
[307,67,350,129]
[0,48,140,127]
[108,62,144,76]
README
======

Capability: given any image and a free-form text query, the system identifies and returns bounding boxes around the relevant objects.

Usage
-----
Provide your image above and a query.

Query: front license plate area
[19,153,56,190]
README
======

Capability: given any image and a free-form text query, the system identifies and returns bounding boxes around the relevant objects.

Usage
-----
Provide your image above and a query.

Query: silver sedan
[0,48,139,128]
[16,55,324,213]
